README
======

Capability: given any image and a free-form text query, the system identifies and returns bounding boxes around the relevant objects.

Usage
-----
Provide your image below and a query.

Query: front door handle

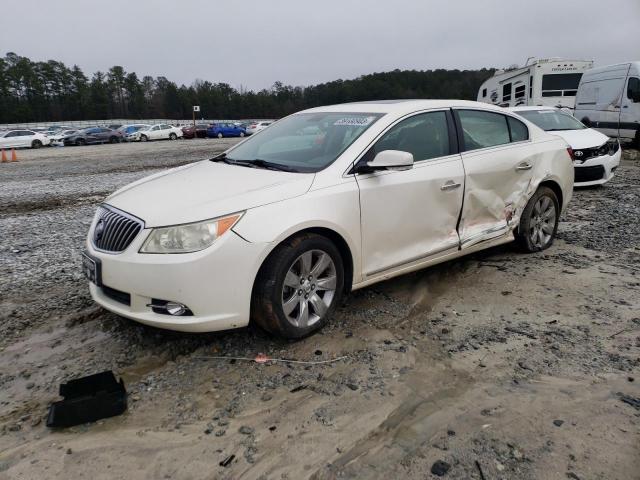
[516,163,533,171]
[440,181,461,191]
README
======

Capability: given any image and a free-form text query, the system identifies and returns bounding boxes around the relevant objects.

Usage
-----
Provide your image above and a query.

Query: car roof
[301,99,512,115]
[509,106,556,112]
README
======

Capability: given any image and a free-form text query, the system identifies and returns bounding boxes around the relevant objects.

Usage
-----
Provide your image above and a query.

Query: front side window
[628,77,640,102]
[458,110,510,151]
[367,111,451,162]
[516,109,586,131]
[152,126,160,131]
[227,112,384,173]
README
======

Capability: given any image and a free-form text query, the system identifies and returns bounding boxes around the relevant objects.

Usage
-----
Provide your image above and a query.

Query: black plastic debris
[46,371,127,428]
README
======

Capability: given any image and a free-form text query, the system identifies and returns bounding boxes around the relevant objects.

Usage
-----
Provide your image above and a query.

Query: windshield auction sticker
[334,116,376,126]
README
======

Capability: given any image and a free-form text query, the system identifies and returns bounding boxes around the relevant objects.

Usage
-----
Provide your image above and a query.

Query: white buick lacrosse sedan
[84,100,573,338]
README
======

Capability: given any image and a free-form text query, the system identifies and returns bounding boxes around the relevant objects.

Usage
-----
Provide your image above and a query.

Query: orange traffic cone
[1,149,7,163]
[10,148,17,162]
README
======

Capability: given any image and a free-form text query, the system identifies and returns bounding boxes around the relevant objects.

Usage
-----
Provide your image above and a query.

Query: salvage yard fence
[0,119,257,130]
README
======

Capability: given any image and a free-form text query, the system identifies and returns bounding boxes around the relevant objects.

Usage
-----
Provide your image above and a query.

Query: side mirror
[366,150,414,171]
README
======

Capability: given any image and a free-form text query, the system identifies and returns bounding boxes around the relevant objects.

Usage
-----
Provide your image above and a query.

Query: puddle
[119,354,169,384]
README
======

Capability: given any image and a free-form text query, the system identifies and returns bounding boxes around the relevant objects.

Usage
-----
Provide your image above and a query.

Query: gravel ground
[0,142,638,480]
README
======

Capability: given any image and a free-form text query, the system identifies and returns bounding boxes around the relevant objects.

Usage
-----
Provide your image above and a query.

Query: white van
[574,62,640,146]
[477,58,594,109]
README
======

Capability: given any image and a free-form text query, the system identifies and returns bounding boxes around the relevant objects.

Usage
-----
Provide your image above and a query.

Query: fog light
[146,300,192,316]
[165,302,186,316]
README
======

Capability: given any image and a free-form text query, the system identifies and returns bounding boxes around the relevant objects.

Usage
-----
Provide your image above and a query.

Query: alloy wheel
[529,195,556,249]
[281,249,337,328]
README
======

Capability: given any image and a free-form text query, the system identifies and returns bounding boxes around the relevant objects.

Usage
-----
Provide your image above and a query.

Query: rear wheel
[251,233,344,339]
[169,132,177,140]
[515,186,559,252]
[109,136,118,144]
[239,132,245,137]
[31,140,42,149]
[217,132,223,139]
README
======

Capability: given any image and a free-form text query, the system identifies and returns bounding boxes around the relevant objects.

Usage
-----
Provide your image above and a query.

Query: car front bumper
[573,148,621,187]
[86,226,271,333]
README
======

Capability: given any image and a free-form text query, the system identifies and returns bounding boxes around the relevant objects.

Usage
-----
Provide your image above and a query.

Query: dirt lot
[1,140,639,480]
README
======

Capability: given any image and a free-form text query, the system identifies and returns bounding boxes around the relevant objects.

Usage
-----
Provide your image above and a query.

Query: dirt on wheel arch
[0,144,639,480]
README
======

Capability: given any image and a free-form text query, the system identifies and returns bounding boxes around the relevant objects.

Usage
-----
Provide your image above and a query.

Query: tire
[239,132,245,137]
[169,133,177,140]
[109,136,118,144]
[76,138,86,146]
[515,186,560,253]
[31,140,42,149]
[251,233,345,339]
[140,135,148,142]
[217,132,223,139]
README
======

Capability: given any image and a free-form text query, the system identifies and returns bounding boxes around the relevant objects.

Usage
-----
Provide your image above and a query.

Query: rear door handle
[440,181,461,191]
[516,163,533,171]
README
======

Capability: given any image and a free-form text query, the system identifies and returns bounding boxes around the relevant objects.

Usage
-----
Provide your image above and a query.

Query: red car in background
[182,123,210,139]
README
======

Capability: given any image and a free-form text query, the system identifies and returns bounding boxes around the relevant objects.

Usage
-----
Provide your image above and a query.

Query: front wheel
[76,138,86,146]
[217,132,223,139]
[109,136,118,144]
[31,140,42,149]
[140,135,148,142]
[251,233,344,339]
[515,186,559,252]
[169,133,177,140]
[239,132,245,137]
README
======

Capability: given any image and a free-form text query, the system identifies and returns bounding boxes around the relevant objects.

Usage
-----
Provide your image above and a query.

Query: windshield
[516,110,586,131]
[226,112,384,173]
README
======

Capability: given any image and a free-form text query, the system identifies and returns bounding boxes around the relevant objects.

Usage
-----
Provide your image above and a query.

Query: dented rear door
[454,109,535,249]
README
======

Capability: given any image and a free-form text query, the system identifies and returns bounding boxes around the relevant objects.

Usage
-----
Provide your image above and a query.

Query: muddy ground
[0,140,639,480]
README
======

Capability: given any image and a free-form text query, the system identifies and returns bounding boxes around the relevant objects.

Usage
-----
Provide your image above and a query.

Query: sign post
[192,106,200,128]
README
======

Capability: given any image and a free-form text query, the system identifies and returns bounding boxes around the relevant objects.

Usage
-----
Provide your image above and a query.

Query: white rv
[477,58,594,109]
[574,62,640,146]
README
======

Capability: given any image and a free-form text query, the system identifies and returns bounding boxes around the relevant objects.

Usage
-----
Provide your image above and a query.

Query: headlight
[140,212,243,254]
[598,139,620,157]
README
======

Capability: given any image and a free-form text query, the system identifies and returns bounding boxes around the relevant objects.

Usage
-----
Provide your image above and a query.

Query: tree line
[0,52,494,123]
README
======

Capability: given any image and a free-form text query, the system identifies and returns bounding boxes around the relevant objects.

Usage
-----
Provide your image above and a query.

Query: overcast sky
[1,0,638,91]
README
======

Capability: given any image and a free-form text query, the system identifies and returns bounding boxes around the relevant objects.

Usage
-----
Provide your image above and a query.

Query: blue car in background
[206,122,246,138]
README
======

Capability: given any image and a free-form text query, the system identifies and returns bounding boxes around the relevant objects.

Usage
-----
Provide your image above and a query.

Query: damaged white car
[510,106,621,186]
[83,100,573,338]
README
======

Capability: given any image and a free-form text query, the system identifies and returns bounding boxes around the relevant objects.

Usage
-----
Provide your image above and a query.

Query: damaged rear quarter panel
[459,138,573,248]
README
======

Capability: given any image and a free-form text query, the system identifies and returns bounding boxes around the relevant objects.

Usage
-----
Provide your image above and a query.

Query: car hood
[548,128,609,149]
[105,160,314,227]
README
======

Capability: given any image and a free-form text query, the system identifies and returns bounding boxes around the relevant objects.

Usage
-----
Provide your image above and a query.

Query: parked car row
[1,119,277,149]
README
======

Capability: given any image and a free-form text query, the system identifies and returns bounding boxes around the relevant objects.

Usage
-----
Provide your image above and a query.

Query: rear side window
[458,110,510,151]
[507,117,529,142]
[370,111,452,162]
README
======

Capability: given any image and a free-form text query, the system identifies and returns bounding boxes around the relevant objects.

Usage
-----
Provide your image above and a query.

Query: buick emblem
[95,219,106,241]
[574,150,583,157]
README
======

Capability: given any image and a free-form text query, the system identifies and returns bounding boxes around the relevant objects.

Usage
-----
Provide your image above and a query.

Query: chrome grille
[92,205,143,253]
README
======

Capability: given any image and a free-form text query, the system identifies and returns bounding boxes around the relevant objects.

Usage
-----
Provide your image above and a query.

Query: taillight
[566,147,575,161]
